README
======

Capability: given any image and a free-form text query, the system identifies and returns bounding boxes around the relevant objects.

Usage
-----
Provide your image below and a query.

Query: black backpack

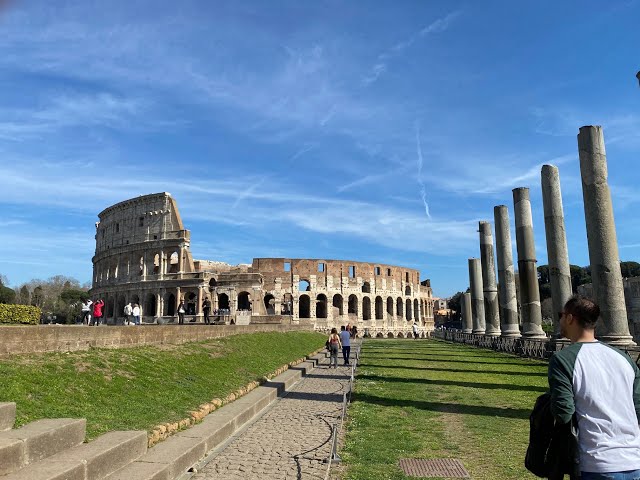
[525,393,580,480]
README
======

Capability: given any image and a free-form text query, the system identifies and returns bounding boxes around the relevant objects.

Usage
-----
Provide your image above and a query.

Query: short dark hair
[341,325,345,331]
[564,295,600,329]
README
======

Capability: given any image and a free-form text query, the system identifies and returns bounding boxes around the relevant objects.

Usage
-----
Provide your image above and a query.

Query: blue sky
[0,0,639,297]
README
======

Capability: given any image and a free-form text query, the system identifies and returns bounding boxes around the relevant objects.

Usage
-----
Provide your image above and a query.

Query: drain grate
[398,458,470,478]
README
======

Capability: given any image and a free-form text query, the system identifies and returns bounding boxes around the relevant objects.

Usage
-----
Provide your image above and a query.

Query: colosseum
[91,193,435,337]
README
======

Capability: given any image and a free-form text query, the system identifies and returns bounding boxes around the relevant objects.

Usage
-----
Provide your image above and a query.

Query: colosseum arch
[348,294,358,316]
[131,294,140,307]
[362,297,371,320]
[414,299,420,321]
[145,293,157,318]
[375,296,383,320]
[237,291,251,311]
[362,282,371,293]
[106,296,115,318]
[153,254,160,274]
[406,299,412,321]
[316,294,327,318]
[185,291,197,315]
[218,293,230,311]
[264,294,275,314]
[396,297,403,317]
[164,293,176,316]
[299,279,310,292]
[117,295,126,318]
[299,294,311,318]
[332,294,343,316]
[405,285,411,296]
[168,251,179,273]
[387,297,394,317]
[138,256,144,276]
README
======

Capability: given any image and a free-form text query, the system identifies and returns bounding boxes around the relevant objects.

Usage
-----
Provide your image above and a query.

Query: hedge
[0,304,41,325]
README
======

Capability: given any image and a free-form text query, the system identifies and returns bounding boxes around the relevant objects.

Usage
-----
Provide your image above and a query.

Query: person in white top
[549,296,640,479]
[339,325,351,366]
[412,321,419,339]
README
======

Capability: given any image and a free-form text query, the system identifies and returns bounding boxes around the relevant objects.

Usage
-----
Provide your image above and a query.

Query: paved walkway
[192,353,354,480]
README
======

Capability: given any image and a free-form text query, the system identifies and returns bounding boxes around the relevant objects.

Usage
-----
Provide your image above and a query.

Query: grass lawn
[0,331,325,440]
[341,339,547,480]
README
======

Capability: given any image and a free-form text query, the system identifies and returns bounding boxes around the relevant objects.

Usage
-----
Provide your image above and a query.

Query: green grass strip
[341,339,547,480]
[0,331,326,440]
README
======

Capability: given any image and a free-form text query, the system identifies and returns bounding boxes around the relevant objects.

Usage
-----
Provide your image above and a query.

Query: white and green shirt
[548,341,640,473]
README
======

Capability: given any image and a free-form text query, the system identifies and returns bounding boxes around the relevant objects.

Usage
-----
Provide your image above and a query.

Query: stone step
[0,403,16,431]
[0,418,86,477]
[1,430,147,480]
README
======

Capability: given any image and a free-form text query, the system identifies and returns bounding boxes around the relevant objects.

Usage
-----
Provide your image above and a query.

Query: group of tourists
[80,299,142,326]
[326,324,357,368]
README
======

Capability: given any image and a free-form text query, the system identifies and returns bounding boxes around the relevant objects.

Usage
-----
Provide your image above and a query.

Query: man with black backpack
[548,296,640,479]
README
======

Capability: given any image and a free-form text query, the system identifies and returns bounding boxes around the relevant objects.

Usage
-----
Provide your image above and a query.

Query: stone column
[513,188,546,338]
[462,292,473,333]
[479,221,501,335]
[468,258,486,334]
[494,206,521,337]
[578,126,634,345]
[541,165,573,337]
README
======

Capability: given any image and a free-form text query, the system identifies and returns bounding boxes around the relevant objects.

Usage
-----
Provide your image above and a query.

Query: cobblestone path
[192,357,353,480]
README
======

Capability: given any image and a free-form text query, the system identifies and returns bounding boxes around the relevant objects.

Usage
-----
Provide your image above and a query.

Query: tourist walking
[548,296,640,479]
[412,321,420,339]
[81,299,93,325]
[132,303,141,325]
[351,325,358,339]
[202,297,211,325]
[177,300,185,325]
[327,328,341,368]
[339,325,351,365]
[124,303,133,325]
[92,299,104,326]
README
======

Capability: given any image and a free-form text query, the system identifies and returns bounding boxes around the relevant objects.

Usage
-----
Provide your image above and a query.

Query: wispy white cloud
[415,123,431,219]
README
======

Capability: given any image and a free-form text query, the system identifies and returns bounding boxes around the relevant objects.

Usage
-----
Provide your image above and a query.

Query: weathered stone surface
[468,259,485,334]
[479,221,500,336]
[493,206,520,337]
[513,188,546,338]
[0,437,24,477]
[0,402,16,431]
[0,459,85,480]
[541,165,573,337]
[136,435,206,479]
[461,292,472,333]
[105,460,170,480]
[578,126,634,345]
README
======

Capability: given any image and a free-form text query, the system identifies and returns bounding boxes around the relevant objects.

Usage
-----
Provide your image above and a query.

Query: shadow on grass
[357,363,548,377]
[365,356,524,365]
[357,373,547,393]
[353,392,531,419]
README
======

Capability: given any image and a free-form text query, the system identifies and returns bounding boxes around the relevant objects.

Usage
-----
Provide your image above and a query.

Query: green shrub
[0,304,41,325]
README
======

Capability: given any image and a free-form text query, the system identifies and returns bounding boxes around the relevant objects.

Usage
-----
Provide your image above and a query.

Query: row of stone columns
[463,125,634,345]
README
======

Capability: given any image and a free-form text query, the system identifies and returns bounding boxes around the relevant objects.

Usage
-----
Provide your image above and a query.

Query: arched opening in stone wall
[299,279,310,292]
[106,296,115,318]
[348,295,358,316]
[164,293,176,316]
[238,292,251,311]
[405,285,411,296]
[186,292,197,315]
[299,294,310,318]
[362,282,371,293]
[117,295,126,318]
[376,332,384,338]
[282,294,293,315]
[218,293,230,311]
[387,332,395,338]
[396,297,403,318]
[397,332,405,338]
[316,294,327,318]
[332,294,343,316]
[387,297,394,317]
[145,293,157,318]
[375,296,383,320]
[131,294,140,307]
[139,256,144,276]
[169,251,179,273]
[153,254,160,274]
[264,294,275,315]
[209,278,217,290]
[362,297,371,320]
[414,299,419,321]
[406,299,413,321]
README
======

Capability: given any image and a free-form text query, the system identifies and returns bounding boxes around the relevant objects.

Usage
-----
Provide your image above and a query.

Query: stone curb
[146,346,326,447]
[0,402,16,431]
[105,348,327,479]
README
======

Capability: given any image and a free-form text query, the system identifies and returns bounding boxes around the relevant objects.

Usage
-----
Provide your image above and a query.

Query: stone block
[0,437,24,476]
[55,430,147,479]
[0,459,85,480]
[2,418,85,465]
[136,435,206,479]
[0,402,16,431]
[104,460,170,480]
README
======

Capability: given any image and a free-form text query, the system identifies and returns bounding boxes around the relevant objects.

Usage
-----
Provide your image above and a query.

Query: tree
[620,261,640,278]
[0,285,15,304]
[31,286,44,307]
[448,291,465,322]
[17,286,30,305]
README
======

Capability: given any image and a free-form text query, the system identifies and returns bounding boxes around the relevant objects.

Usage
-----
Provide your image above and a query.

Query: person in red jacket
[92,299,105,326]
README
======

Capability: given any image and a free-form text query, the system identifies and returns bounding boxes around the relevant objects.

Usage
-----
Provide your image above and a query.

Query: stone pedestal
[468,258,486,334]
[541,165,573,337]
[494,206,521,337]
[479,221,501,335]
[513,188,546,338]
[578,126,634,345]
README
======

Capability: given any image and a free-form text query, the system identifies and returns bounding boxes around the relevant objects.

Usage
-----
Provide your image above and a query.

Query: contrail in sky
[415,123,431,219]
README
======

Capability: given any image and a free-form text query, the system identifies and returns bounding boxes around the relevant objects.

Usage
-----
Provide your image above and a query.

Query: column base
[484,330,501,336]
[462,329,473,334]
[522,323,547,339]
[472,329,486,334]
[500,326,521,338]
[596,335,636,347]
